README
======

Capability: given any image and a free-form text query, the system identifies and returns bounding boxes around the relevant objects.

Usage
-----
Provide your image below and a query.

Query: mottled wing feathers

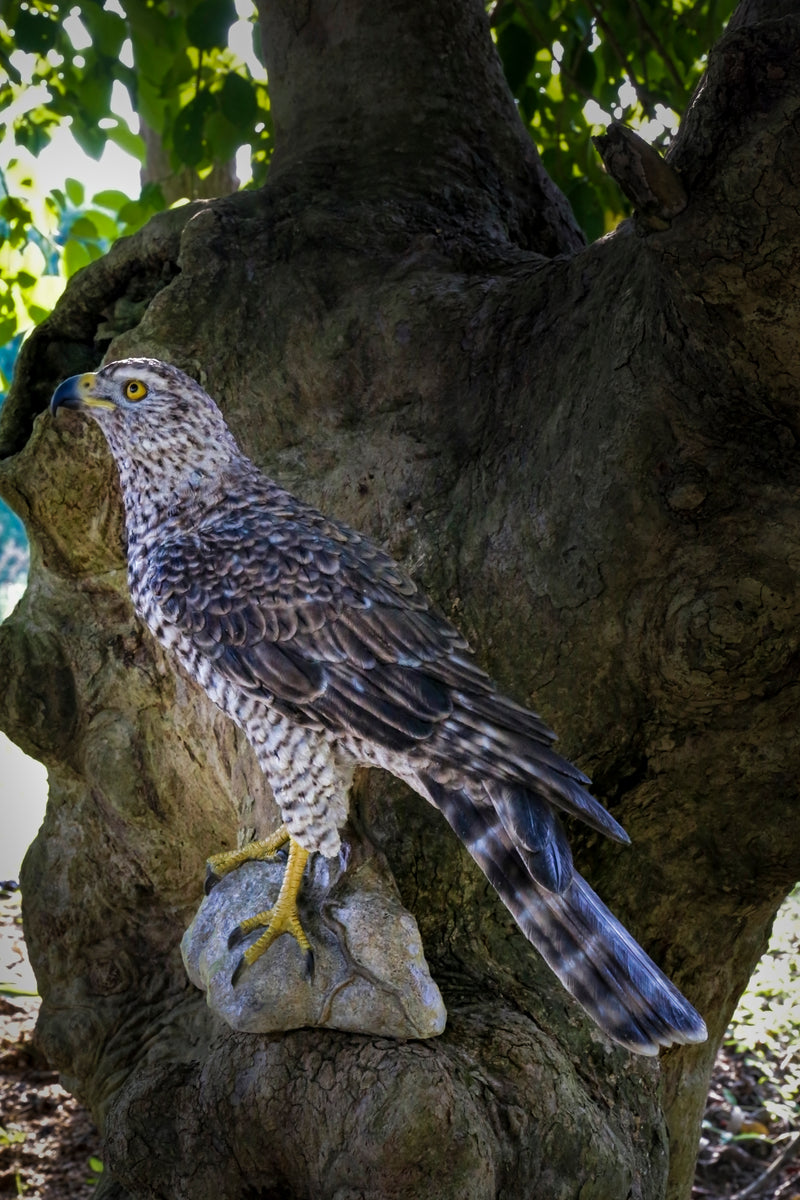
[148,504,458,724]
[145,496,625,842]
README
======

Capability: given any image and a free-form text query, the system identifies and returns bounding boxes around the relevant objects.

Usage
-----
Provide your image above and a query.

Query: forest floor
[0,886,101,1199]
[693,889,800,1200]
[0,882,798,1200]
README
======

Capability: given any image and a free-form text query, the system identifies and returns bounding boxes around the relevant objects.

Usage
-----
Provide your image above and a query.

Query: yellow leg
[205,823,291,893]
[230,838,311,975]
[205,827,314,983]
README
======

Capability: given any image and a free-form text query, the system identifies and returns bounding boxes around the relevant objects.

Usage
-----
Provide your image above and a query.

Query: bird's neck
[114,440,252,544]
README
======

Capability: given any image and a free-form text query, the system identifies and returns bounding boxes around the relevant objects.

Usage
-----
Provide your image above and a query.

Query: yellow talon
[206,823,292,889]
[207,828,314,983]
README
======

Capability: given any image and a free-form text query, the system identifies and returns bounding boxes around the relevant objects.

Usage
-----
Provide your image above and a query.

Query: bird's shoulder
[138,475,491,741]
[145,477,429,622]
[139,473,587,793]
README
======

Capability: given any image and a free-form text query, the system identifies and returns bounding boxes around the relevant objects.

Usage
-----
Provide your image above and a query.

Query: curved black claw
[231,955,246,987]
[204,866,222,895]
[304,948,315,983]
[228,925,246,951]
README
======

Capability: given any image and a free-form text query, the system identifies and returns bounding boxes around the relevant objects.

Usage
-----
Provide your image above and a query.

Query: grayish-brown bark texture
[0,0,798,1196]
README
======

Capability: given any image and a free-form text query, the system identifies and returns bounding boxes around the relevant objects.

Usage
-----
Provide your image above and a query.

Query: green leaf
[105,122,147,163]
[132,77,166,138]
[0,317,18,347]
[13,119,53,157]
[220,72,258,126]
[13,8,59,54]
[140,182,167,211]
[25,302,50,324]
[117,184,166,233]
[204,110,241,163]
[160,50,195,95]
[0,982,38,999]
[82,207,121,240]
[70,119,106,160]
[92,190,133,212]
[69,216,99,240]
[126,5,179,55]
[172,93,216,166]
[0,195,33,226]
[117,199,145,227]
[186,0,237,51]
[495,21,535,95]
[65,178,85,208]
[81,7,126,58]
[72,71,113,124]
[64,239,92,278]
[565,177,604,243]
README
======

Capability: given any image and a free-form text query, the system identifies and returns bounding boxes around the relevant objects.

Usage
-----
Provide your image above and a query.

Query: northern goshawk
[51,357,706,1055]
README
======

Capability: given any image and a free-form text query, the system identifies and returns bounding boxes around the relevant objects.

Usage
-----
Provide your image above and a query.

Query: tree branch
[255,0,584,256]
[593,121,687,228]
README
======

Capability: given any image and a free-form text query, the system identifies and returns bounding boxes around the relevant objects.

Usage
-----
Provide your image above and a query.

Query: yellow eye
[125,380,147,401]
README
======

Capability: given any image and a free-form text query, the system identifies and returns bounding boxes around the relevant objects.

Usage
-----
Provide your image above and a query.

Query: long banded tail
[421,775,706,1054]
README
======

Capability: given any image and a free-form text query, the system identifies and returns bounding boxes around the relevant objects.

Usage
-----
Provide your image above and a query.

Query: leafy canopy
[0,0,735,382]
[491,0,736,238]
[0,0,270,383]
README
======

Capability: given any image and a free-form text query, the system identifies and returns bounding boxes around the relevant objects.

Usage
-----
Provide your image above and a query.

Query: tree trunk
[1,1,798,1197]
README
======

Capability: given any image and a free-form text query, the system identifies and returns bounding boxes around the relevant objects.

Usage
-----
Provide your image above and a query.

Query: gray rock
[181,837,447,1039]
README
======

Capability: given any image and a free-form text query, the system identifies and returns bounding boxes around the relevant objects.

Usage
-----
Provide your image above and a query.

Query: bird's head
[51,358,218,424]
[50,357,241,481]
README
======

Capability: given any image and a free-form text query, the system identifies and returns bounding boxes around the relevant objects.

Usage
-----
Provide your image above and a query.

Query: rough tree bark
[0,1,798,1197]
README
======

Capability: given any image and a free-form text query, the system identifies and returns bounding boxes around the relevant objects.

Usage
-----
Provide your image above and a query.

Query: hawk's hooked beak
[50,372,115,415]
